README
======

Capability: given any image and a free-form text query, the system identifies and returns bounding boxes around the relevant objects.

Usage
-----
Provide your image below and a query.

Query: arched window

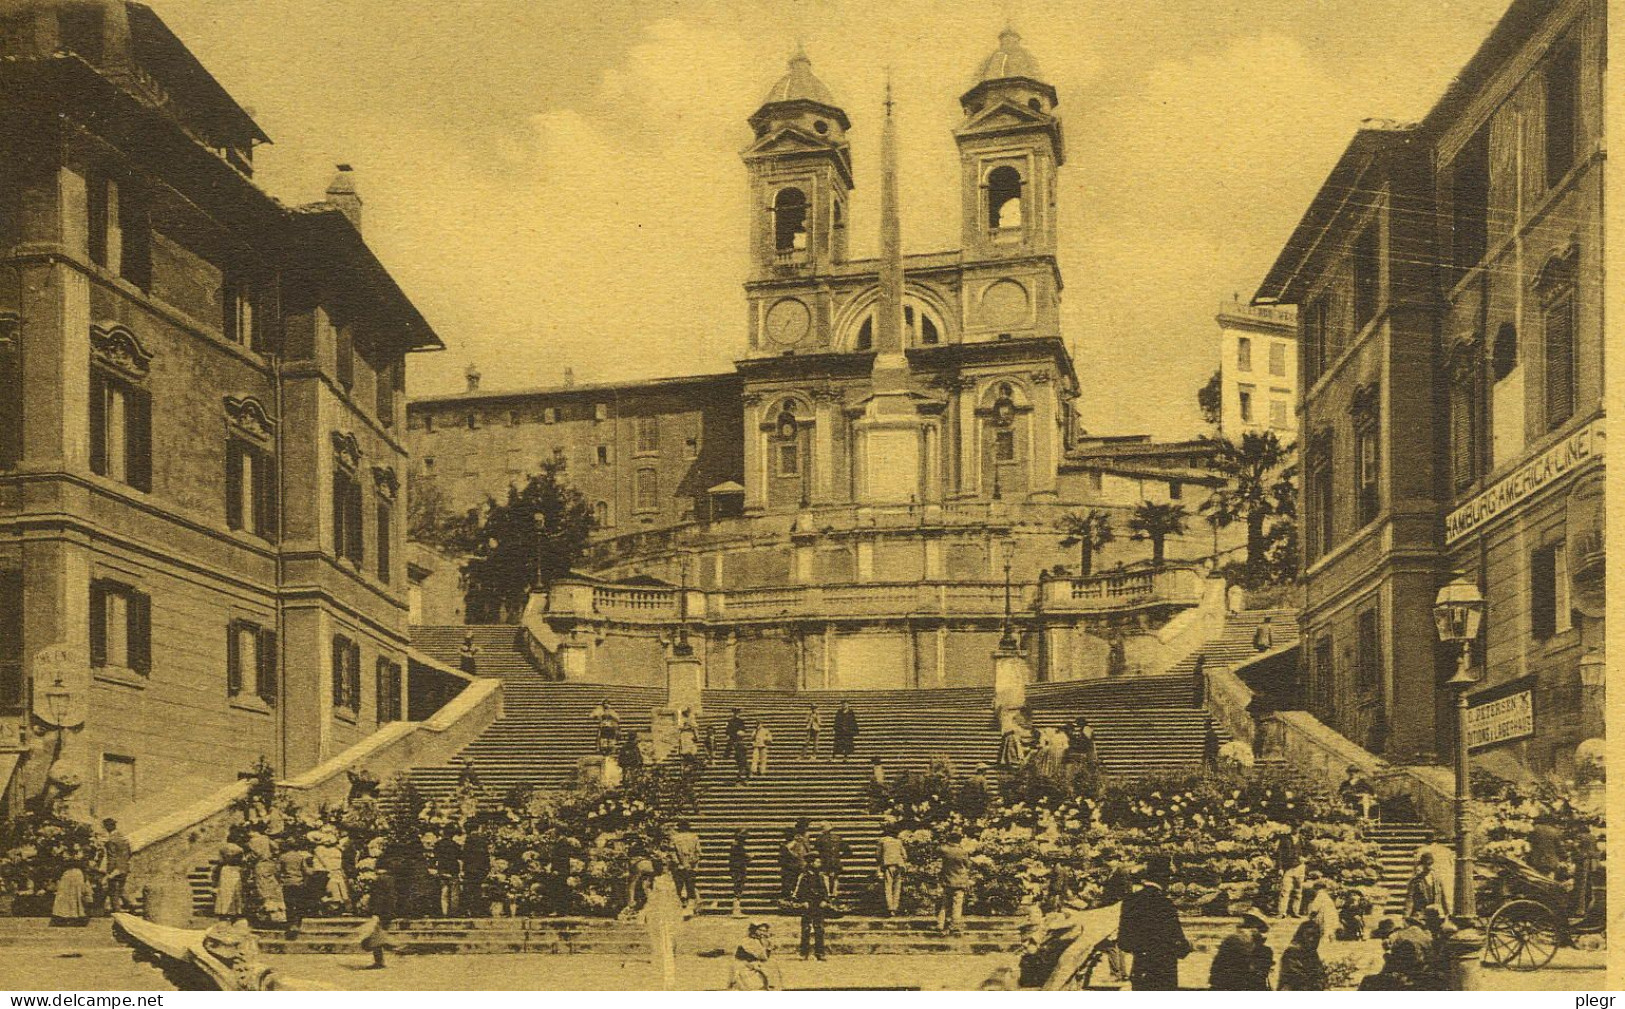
[856,318,872,351]
[774,188,809,252]
[921,314,939,345]
[773,404,800,477]
[987,166,1023,230]
[593,501,609,528]
[1493,323,1518,382]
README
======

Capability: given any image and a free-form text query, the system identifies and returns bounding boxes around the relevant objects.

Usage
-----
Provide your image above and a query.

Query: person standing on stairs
[99,818,131,914]
[936,831,972,935]
[729,829,751,918]
[643,859,684,990]
[591,698,621,756]
[816,822,845,899]
[1252,615,1275,652]
[779,825,809,903]
[790,854,832,962]
[801,703,823,760]
[459,631,481,674]
[1117,853,1190,990]
[750,720,774,776]
[669,819,703,914]
[725,708,749,782]
[876,827,908,916]
[833,701,859,760]
[1274,824,1305,917]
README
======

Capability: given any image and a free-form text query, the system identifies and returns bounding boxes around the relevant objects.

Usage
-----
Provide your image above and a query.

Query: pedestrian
[313,830,350,913]
[676,707,700,762]
[1303,875,1338,935]
[247,832,284,927]
[727,920,783,990]
[1116,853,1190,990]
[833,701,859,760]
[876,826,907,917]
[669,819,702,913]
[214,831,247,919]
[432,829,462,915]
[460,826,491,917]
[790,854,831,961]
[277,842,313,936]
[1274,824,1305,917]
[936,831,972,935]
[816,822,844,899]
[360,861,399,970]
[1402,851,1448,924]
[1043,860,1077,915]
[619,732,644,782]
[590,698,621,756]
[1337,887,1373,941]
[778,826,808,903]
[99,818,131,914]
[625,846,656,917]
[1209,907,1275,990]
[726,708,749,782]
[1358,917,1444,990]
[750,720,774,776]
[643,860,684,990]
[1338,765,1377,821]
[50,852,90,927]
[998,709,1027,766]
[1526,815,1563,876]
[1276,916,1327,991]
[729,829,751,919]
[801,703,822,760]
[458,631,481,674]
[1252,614,1274,651]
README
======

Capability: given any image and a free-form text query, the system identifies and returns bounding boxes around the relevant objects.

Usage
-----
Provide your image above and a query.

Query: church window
[921,314,939,345]
[857,318,873,351]
[987,166,1023,231]
[773,188,809,252]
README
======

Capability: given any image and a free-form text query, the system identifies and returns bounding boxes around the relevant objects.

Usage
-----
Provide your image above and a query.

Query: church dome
[761,47,841,109]
[976,27,1046,84]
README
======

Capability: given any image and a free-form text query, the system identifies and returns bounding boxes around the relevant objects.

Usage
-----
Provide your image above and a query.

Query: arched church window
[988,166,1023,230]
[773,405,800,477]
[774,188,809,252]
[857,318,872,351]
[921,315,939,345]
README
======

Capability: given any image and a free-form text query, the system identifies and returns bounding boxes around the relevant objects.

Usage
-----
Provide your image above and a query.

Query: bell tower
[742,47,853,281]
[955,28,1063,262]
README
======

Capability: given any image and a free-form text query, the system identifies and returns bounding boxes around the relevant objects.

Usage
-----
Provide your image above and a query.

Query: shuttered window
[227,619,279,703]
[90,579,150,675]
[1543,286,1576,431]
[332,466,365,565]
[376,499,392,583]
[331,634,361,712]
[376,657,403,724]
[90,370,152,492]
[226,440,277,540]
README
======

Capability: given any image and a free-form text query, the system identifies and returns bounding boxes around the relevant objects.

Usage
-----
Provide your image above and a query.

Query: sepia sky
[157,0,1512,438]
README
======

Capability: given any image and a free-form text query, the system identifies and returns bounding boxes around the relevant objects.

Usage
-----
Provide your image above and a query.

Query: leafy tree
[1057,509,1115,577]
[455,462,596,622]
[1200,431,1297,582]
[1129,501,1189,567]
[408,469,478,553]
[1197,370,1223,427]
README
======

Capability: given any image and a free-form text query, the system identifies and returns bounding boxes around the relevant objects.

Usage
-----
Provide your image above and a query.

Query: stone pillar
[958,384,979,497]
[1029,374,1058,497]
[813,394,836,503]
[557,640,590,681]
[666,646,703,715]
[743,395,766,513]
[993,647,1030,712]
[648,708,680,764]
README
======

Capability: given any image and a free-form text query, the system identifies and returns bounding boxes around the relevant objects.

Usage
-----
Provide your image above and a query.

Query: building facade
[408,31,1242,692]
[0,1,441,822]
[1255,0,1604,776]
[1215,300,1297,440]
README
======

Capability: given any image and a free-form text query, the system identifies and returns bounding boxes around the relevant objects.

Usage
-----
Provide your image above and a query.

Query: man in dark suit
[1117,853,1191,990]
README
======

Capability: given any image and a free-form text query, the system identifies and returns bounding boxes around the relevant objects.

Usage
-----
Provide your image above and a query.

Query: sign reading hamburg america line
[1444,418,1605,544]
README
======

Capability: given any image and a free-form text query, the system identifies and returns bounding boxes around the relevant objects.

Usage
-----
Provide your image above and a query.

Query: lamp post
[1432,573,1486,990]
[999,538,1018,651]
[674,553,692,657]
[532,511,547,591]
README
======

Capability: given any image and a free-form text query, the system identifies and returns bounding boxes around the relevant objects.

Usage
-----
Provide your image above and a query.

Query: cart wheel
[1486,899,1559,971]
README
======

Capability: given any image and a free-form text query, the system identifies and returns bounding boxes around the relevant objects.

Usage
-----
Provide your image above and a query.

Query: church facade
[408,33,1239,691]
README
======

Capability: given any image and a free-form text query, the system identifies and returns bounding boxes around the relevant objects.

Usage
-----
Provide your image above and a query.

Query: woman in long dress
[50,851,90,927]
[643,861,683,991]
[312,833,349,913]
[215,837,247,918]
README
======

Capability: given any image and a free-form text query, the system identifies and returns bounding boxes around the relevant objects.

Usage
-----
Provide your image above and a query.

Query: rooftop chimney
[465,363,481,393]
[326,164,363,231]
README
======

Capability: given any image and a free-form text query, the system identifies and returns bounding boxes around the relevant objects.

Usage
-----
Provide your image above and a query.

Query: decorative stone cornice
[223,395,276,444]
[741,392,764,407]
[330,430,362,471]
[371,465,399,501]
[90,323,153,381]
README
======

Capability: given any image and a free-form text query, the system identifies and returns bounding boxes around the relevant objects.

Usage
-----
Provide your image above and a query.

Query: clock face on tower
[765,298,812,347]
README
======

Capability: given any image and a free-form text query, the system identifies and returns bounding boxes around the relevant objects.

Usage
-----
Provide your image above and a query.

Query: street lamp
[41,676,71,728]
[999,538,1019,651]
[674,553,693,656]
[1433,573,1484,919]
[1433,573,1486,991]
[532,511,547,590]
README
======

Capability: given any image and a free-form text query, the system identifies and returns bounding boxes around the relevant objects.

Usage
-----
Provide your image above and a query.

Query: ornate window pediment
[330,430,362,472]
[223,395,276,444]
[1534,243,1580,301]
[90,323,153,381]
[1446,335,1482,387]
[371,465,399,501]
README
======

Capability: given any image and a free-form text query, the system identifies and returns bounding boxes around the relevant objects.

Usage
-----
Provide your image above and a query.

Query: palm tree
[1200,431,1297,575]
[1057,509,1115,577]
[1129,502,1190,567]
